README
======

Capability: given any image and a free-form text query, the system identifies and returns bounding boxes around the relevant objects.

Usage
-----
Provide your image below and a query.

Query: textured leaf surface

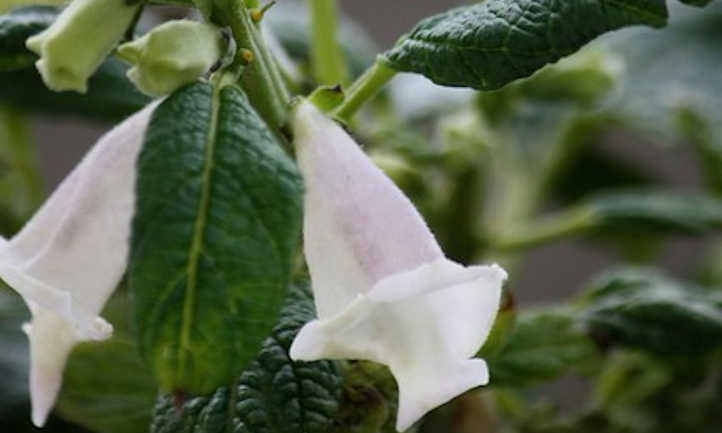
[150,284,343,433]
[581,269,722,354]
[487,311,597,387]
[0,6,56,71]
[585,190,722,233]
[55,289,157,433]
[130,82,303,394]
[383,0,667,90]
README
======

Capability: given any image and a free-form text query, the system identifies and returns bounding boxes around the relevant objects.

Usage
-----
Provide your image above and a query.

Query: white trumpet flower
[0,102,156,426]
[289,102,507,432]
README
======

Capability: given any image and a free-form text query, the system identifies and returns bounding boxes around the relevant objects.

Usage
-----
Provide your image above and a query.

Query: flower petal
[292,102,443,318]
[0,101,157,425]
[290,258,505,430]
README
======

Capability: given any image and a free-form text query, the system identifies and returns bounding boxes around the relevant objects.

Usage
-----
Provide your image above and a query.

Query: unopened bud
[25,0,140,93]
[117,20,226,97]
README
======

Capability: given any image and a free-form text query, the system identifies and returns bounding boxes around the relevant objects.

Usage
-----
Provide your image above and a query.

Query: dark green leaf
[486,311,597,387]
[383,0,667,90]
[0,6,56,72]
[585,190,722,234]
[130,82,303,394]
[0,57,151,121]
[55,288,157,433]
[581,268,722,354]
[151,283,343,433]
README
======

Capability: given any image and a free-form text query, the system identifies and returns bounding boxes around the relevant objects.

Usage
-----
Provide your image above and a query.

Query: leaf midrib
[178,84,222,382]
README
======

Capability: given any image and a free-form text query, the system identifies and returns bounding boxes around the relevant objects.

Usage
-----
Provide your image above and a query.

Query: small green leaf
[580,268,722,354]
[54,288,157,433]
[382,0,667,90]
[0,6,56,72]
[151,283,343,433]
[130,81,303,394]
[486,310,598,387]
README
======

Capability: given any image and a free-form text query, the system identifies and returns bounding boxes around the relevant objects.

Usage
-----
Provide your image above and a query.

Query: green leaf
[0,5,55,72]
[580,268,722,354]
[55,288,157,433]
[585,190,722,234]
[150,283,343,433]
[130,81,303,394]
[486,310,598,387]
[382,0,667,90]
[0,57,151,121]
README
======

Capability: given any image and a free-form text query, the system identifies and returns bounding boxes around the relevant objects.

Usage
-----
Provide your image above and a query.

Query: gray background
[30,0,710,310]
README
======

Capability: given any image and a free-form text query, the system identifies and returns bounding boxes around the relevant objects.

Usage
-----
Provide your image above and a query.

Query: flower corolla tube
[0,102,156,426]
[289,101,507,432]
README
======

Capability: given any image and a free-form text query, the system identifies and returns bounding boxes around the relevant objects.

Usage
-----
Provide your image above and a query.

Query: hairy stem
[217,0,290,129]
[332,60,396,123]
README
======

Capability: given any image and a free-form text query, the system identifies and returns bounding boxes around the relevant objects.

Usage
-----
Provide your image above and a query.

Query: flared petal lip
[367,259,507,303]
[303,258,507,336]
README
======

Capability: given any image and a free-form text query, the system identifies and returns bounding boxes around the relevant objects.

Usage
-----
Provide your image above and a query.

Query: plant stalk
[332,59,396,123]
[309,0,349,86]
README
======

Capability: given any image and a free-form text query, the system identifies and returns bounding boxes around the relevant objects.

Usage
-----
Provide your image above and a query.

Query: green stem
[491,207,597,251]
[332,60,396,123]
[309,0,349,86]
[218,0,290,129]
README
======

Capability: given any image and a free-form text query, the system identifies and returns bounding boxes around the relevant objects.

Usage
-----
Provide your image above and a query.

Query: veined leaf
[383,0,667,90]
[0,5,55,72]
[486,310,597,387]
[580,268,722,354]
[151,284,343,433]
[130,81,303,394]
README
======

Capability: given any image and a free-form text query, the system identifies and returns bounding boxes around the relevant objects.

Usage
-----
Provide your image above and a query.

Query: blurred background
[31,0,710,309]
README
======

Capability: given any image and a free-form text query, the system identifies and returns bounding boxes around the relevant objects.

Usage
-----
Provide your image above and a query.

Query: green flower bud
[25,0,140,93]
[117,20,226,97]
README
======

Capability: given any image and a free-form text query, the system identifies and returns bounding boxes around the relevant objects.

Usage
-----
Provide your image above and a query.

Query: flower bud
[25,0,140,93]
[117,20,226,97]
